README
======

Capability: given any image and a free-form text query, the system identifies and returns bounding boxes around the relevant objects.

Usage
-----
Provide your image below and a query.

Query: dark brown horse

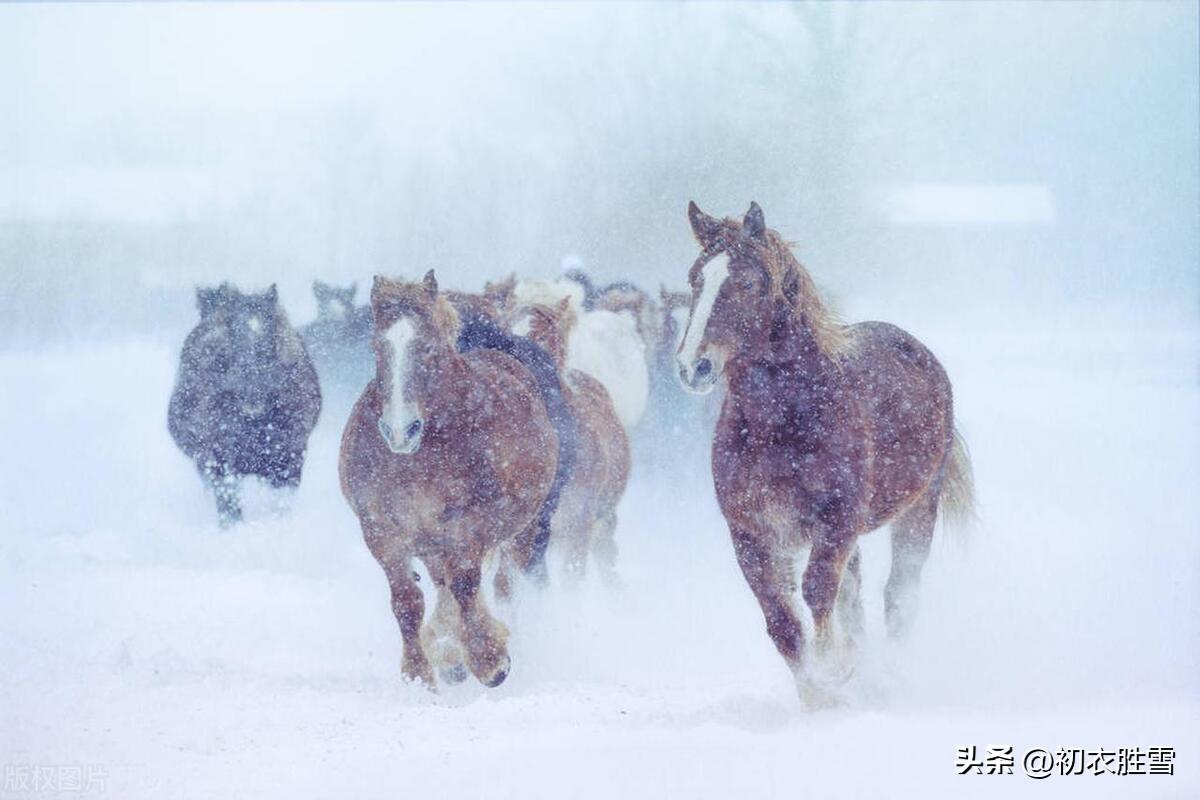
[339,272,559,688]
[522,300,630,583]
[168,283,321,524]
[677,202,974,705]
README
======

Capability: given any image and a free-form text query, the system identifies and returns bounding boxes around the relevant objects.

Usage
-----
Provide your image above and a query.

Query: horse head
[676,201,808,393]
[370,270,459,454]
[517,297,575,369]
[193,282,292,412]
[313,280,358,322]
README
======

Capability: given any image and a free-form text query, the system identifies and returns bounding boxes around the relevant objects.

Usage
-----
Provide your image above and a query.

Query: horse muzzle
[678,356,719,395]
[378,416,424,454]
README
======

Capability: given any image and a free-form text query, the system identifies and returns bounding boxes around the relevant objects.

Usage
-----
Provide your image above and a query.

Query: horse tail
[456,314,578,576]
[938,426,976,543]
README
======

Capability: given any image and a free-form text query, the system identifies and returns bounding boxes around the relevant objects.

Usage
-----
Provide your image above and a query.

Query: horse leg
[203,461,241,526]
[835,545,865,640]
[446,553,511,687]
[361,522,435,687]
[381,556,435,687]
[558,498,593,583]
[730,525,806,675]
[801,512,860,687]
[422,563,469,684]
[885,490,938,638]
[510,518,550,587]
[492,546,516,602]
[591,507,620,587]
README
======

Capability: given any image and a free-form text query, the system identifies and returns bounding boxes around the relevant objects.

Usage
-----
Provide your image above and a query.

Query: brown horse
[339,271,559,688]
[677,201,974,704]
[521,300,631,582]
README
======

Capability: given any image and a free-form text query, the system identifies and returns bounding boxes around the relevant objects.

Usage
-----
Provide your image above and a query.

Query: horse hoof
[439,663,468,685]
[797,676,846,711]
[482,655,511,688]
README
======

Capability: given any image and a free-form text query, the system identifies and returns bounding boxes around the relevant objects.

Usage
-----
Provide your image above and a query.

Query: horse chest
[714,393,865,529]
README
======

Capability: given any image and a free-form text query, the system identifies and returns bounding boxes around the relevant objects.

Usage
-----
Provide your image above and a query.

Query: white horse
[511,279,648,430]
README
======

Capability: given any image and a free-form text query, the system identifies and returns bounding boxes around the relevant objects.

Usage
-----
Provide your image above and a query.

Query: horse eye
[741,279,754,290]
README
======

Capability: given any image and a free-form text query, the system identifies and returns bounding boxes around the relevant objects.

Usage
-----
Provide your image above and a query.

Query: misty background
[1,2,1196,344]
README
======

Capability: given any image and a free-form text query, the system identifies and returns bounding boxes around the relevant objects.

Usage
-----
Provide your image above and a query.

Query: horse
[519,299,630,582]
[339,271,559,688]
[168,283,322,525]
[486,275,649,430]
[300,280,374,396]
[446,289,578,584]
[676,201,974,705]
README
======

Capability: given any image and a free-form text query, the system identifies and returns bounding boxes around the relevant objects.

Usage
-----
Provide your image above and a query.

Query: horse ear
[348,282,358,300]
[782,265,801,307]
[688,201,723,248]
[196,287,218,317]
[423,269,438,297]
[744,202,766,241]
[265,284,278,304]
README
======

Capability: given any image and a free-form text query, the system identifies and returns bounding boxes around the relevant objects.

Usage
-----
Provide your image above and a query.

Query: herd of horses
[167,202,974,706]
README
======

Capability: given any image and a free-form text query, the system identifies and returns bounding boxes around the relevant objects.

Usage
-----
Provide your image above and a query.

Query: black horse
[300,281,374,397]
[168,283,322,524]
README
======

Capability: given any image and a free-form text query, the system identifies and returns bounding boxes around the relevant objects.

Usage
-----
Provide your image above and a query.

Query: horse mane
[525,302,576,369]
[758,229,857,360]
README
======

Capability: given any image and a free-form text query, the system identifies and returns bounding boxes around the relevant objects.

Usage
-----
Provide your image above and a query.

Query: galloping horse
[447,288,578,585]
[676,202,973,704]
[340,272,559,688]
[169,283,321,524]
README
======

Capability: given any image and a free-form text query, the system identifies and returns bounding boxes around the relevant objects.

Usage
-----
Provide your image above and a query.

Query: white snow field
[1,302,1196,799]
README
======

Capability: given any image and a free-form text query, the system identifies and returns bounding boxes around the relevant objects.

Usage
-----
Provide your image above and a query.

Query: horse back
[845,321,954,524]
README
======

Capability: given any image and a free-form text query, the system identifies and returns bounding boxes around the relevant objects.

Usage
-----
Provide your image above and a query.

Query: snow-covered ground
[1,304,1197,798]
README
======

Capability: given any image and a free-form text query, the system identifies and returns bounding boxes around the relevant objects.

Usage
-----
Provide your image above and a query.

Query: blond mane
[758,228,858,360]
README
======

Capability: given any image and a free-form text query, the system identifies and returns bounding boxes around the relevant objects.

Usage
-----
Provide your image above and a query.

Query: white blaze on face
[669,306,689,349]
[247,315,263,335]
[380,317,422,452]
[677,252,729,371]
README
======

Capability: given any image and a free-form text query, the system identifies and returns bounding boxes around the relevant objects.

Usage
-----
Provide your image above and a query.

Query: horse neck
[726,306,836,410]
